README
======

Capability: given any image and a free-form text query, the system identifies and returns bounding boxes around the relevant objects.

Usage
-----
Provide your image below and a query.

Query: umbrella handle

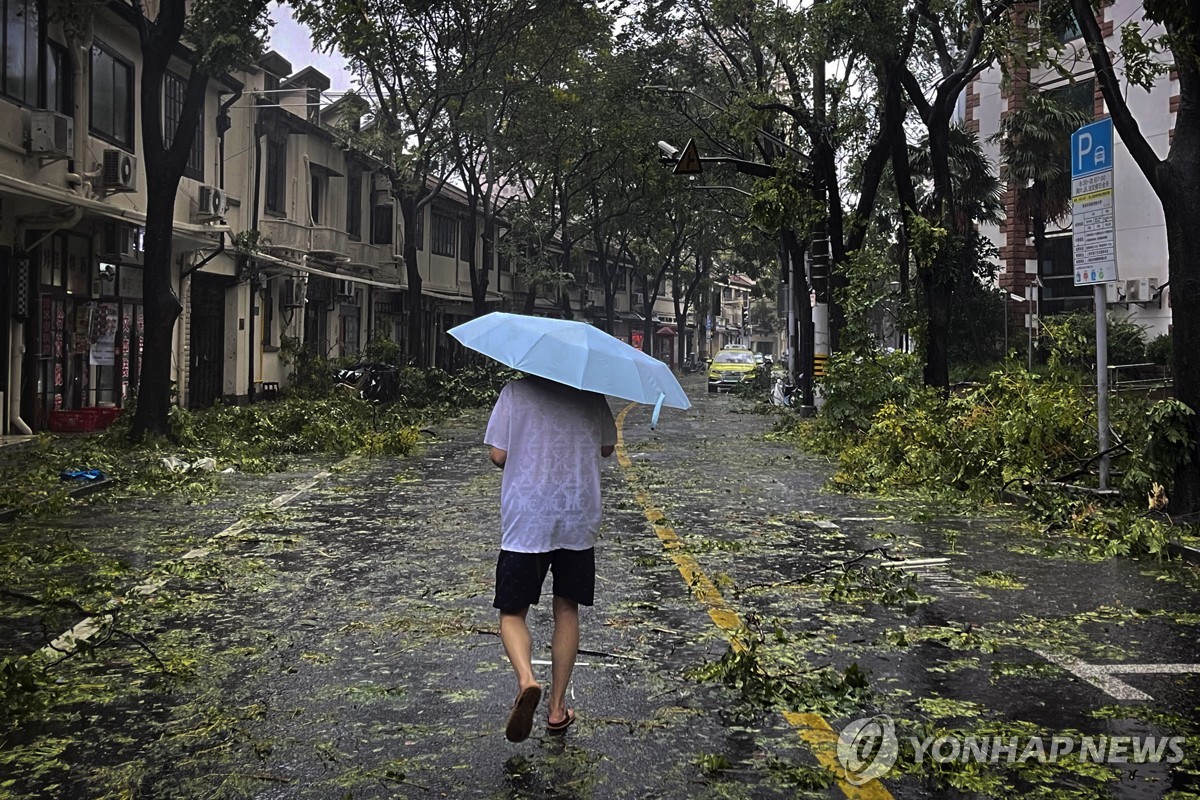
[651,393,665,429]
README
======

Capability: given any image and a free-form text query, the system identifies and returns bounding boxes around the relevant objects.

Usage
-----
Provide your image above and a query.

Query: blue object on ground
[60,468,106,482]
[447,313,692,421]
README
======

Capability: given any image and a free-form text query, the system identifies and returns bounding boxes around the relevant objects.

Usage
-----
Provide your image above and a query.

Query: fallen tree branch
[739,548,891,592]
[113,629,171,674]
[1,587,98,617]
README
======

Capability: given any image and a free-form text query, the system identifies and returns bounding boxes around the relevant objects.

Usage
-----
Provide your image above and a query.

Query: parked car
[708,347,758,393]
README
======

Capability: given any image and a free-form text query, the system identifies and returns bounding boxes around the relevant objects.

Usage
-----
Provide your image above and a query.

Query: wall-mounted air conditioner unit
[98,149,137,191]
[29,110,73,156]
[196,185,227,221]
[1124,279,1142,303]
[336,279,355,299]
[375,175,393,192]
[99,222,143,264]
[1124,277,1161,305]
[280,278,306,310]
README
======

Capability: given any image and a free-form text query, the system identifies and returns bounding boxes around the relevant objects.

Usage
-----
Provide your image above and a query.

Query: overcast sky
[267,2,358,96]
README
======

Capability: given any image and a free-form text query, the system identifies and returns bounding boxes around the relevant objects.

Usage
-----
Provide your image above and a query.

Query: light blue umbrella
[448,312,691,426]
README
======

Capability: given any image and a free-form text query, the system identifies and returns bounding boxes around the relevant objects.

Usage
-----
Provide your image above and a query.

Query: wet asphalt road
[3,376,1200,799]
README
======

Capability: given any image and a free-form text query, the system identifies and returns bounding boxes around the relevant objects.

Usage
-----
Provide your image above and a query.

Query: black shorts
[493,548,595,612]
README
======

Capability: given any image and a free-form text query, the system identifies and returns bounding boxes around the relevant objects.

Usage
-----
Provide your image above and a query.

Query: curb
[0,477,117,523]
[1167,541,1200,567]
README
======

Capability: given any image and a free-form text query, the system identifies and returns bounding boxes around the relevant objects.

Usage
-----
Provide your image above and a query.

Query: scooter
[771,373,802,407]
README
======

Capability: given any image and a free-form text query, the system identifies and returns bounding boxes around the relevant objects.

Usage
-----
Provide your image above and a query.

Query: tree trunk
[1163,190,1200,514]
[399,195,426,366]
[129,6,197,441]
[920,264,951,389]
[130,178,183,440]
[468,212,487,316]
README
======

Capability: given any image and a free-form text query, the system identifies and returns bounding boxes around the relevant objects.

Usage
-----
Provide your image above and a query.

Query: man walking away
[484,375,617,742]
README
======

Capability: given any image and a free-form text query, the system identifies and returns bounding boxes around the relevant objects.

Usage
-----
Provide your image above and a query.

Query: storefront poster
[89,304,118,366]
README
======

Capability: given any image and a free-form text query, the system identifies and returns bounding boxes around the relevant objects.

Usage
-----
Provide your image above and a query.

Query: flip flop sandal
[505,686,542,742]
[546,708,576,733]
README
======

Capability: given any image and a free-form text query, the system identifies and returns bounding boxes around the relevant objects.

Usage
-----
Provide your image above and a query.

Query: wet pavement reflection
[1,378,1198,798]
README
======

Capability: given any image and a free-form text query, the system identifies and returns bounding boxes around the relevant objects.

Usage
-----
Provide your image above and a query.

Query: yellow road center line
[615,404,894,800]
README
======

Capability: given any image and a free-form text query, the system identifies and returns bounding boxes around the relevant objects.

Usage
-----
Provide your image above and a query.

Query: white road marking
[528,659,620,669]
[31,466,343,665]
[1034,651,1200,701]
[883,558,952,569]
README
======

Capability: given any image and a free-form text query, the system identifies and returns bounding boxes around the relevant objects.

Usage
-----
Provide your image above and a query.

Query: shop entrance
[189,275,227,408]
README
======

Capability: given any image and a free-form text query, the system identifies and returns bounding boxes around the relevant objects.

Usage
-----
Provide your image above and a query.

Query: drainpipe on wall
[247,254,256,403]
[248,102,265,403]
[65,30,96,196]
[217,88,242,191]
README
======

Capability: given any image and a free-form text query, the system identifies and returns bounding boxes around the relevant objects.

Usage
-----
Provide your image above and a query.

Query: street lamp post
[1003,291,1036,371]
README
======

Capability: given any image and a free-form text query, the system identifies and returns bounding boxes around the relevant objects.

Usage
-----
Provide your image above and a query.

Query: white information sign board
[1071,119,1117,286]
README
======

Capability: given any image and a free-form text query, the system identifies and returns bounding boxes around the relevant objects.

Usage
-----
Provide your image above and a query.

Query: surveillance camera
[657,140,679,158]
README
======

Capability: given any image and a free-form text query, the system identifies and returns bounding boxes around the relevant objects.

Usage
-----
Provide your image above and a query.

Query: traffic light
[742,300,750,331]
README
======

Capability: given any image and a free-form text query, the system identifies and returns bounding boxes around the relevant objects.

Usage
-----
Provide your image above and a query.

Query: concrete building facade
[970,1,1174,347]
[1,0,685,434]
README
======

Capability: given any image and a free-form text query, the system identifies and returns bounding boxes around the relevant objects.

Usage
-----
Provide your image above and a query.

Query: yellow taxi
[707,346,758,393]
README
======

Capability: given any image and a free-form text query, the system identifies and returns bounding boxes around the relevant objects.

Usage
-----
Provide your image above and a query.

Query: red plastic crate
[92,407,123,429]
[48,410,98,433]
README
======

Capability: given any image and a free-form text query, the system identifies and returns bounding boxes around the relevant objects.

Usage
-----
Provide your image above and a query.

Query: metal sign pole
[1095,284,1111,489]
[787,248,797,387]
[1071,118,1117,491]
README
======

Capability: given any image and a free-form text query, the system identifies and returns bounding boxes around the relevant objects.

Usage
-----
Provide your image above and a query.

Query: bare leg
[499,608,539,693]
[499,607,542,742]
[548,596,579,725]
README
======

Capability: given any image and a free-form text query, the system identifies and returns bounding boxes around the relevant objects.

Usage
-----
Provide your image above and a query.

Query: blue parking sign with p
[1072,119,1113,178]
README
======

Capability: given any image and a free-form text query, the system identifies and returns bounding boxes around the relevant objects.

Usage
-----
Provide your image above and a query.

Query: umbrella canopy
[448,312,691,422]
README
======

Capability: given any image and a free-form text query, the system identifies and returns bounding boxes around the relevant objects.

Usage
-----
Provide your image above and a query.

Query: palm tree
[990,92,1091,276]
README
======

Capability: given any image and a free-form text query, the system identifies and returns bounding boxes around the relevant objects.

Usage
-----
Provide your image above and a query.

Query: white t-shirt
[484,378,618,553]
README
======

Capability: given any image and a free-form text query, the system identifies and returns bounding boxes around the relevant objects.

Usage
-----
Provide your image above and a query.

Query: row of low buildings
[0,0,773,435]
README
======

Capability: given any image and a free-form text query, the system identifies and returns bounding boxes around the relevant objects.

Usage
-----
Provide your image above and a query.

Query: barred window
[265,133,286,214]
[431,212,456,257]
[164,71,203,180]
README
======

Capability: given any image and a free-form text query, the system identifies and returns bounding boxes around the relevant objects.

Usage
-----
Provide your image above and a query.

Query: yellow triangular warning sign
[673,138,703,175]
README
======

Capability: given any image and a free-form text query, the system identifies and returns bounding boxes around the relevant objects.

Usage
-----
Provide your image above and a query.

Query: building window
[346,171,362,241]
[46,41,71,114]
[90,42,133,148]
[1045,79,1093,117]
[371,203,393,246]
[432,213,457,257]
[2,0,38,105]
[164,71,204,181]
[1045,1,1083,42]
[265,133,286,214]
[309,164,325,225]
[1039,234,1091,316]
